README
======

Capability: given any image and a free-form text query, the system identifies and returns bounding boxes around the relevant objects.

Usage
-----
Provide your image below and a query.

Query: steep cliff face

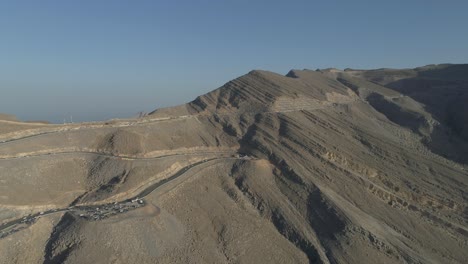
[150,65,468,263]
[187,70,356,115]
[1,65,467,264]
[343,64,468,142]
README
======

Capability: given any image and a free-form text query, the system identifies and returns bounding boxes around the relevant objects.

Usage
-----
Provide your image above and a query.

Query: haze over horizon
[1,0,468,123]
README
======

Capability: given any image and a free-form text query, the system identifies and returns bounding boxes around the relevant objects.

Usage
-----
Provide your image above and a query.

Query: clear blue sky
[1,0,467,123]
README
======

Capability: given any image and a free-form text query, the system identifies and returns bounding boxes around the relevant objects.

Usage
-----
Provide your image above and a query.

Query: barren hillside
[0,64,467,264]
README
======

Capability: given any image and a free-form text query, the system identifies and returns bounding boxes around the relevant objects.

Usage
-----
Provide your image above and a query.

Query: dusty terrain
[0,64,467,263]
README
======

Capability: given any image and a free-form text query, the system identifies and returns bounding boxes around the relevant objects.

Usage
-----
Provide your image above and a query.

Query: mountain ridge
[0,64,467,263]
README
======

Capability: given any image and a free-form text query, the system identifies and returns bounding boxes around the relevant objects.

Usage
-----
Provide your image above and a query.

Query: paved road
[0,155,250,238]
[0,115,192,145]
[0,149,235,160]
[0,105,333,146]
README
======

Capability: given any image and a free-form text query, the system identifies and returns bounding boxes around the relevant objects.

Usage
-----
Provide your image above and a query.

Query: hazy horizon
[2,1,468,123]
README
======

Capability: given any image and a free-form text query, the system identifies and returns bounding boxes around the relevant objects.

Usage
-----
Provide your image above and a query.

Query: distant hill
[0,113,18,121]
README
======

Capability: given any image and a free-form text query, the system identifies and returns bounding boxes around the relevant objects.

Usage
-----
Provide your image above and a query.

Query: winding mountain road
[0,155,248,238]
[0,148,235,160]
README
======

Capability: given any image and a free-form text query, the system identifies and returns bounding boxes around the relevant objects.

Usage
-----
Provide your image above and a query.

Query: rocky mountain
[0,64,467,263]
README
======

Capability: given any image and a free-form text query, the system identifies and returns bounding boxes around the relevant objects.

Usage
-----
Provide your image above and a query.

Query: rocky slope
[0,64,467,264]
